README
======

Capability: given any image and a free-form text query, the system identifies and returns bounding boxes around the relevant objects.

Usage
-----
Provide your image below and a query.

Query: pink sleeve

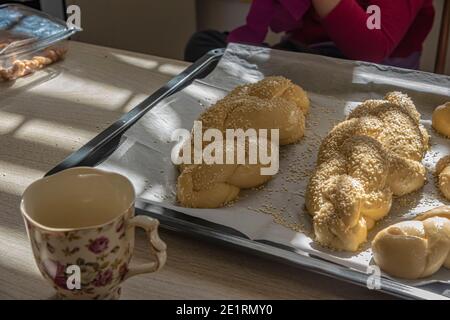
[227,0,275,44]
[322,0,426,62]
[228,0,311,44]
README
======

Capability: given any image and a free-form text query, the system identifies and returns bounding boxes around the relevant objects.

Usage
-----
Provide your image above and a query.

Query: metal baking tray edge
[46,48,449,300]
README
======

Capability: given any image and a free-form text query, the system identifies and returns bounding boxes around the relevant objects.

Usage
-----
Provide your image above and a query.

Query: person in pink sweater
[185,0,435,70]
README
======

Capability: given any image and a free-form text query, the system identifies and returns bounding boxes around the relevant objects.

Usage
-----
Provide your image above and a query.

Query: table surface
[0,41,391,300]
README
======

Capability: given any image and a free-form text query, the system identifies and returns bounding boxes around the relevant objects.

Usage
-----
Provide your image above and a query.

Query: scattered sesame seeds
[145,84,450,253]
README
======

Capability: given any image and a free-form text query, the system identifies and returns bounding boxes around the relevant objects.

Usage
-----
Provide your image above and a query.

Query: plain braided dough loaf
[177,76,310,208]
[306,92,429,251]
[372,206,450,279]
[0,47,67,81]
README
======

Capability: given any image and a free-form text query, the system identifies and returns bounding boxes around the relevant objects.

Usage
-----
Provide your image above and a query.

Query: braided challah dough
[306,92,428,251]
[177,76,310,208]
[436,155,450,201]
[372,206,450,279]
[228,76,310,115]
[0,47,67,81]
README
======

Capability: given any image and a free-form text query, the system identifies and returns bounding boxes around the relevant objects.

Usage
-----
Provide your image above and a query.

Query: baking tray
[46,48,449,300]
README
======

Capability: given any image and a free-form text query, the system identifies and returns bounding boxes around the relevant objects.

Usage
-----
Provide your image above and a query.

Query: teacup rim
[20,167,136,232]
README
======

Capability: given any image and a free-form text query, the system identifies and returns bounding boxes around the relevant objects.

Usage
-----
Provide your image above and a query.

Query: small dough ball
[437,155,450,201]
[372,221,428,279]
[432,102,450,137]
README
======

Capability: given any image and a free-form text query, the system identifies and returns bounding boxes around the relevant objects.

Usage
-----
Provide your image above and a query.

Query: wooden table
[0,41,391,299]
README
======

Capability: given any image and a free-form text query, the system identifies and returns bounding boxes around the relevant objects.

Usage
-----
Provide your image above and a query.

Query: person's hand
[312,0,341,18]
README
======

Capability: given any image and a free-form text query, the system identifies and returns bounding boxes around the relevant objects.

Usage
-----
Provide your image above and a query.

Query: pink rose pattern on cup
[42,260,69,289]
[92,268,114,287]
[87,236,109,254]
[25,209,133,300]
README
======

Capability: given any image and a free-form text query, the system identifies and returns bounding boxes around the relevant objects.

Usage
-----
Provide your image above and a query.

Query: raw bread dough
[372,206,450,279]
[432,102,450,138]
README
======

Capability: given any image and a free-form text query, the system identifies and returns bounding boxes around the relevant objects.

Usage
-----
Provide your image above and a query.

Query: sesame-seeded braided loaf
[372,206,450,279]
[436,155,450,201]
[177,76,310,208]
[306,92,429,251]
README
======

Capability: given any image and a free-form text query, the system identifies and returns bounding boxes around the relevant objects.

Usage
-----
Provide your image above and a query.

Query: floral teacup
[20,167,167,299]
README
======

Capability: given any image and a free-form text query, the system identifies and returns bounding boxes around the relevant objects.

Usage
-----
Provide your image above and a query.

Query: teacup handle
[125,215,167,280]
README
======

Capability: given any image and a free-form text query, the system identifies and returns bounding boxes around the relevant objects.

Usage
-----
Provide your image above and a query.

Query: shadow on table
[0,68,61,100]
[0,259,56,300]
[0,92,128,174]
